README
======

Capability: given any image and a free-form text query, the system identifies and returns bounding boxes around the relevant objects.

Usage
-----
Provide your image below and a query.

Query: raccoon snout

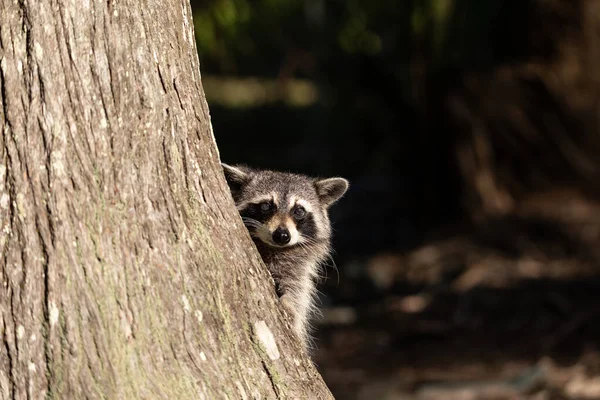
[272,227,291,245]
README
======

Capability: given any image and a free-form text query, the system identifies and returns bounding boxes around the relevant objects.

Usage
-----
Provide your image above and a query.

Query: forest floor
[315,191,600,400]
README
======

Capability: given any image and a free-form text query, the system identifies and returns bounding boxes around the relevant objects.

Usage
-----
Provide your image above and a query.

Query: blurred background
[191,0,600,398]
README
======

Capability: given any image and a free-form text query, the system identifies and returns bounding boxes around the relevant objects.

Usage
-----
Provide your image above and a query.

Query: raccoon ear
[315,177,349,207]
[222,163,252,191]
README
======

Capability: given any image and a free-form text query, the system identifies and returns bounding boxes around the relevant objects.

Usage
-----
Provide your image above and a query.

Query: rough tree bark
[0,0,333,398]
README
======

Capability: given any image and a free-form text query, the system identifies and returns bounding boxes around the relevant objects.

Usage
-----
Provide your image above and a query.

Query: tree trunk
[0,0,332,398]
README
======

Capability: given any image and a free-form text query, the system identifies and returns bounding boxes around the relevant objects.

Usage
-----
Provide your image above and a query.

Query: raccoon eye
[292,206,306,220]
[259,202,273,213]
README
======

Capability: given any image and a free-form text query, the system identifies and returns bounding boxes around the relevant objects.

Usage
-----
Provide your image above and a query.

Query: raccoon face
[222,163,349,248]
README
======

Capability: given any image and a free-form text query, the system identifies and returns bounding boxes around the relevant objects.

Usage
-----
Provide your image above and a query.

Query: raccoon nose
[272,227,291,245]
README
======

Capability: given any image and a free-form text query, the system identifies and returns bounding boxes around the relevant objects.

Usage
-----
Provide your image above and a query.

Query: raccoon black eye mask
[222,163,349,349]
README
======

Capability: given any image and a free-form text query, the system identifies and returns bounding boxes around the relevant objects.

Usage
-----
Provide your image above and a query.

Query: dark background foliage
[192,0,600,398]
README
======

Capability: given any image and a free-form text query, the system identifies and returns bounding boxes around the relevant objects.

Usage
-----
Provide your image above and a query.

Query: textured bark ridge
[0,0,333,398]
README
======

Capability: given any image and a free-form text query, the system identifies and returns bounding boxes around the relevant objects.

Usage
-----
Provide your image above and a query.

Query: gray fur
[222,163,348,348]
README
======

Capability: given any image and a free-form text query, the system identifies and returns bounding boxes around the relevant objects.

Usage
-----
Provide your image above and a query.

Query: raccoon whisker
[298,236,339,285]
[297,235,317,243]
[242,221,263,229]
[296,242,315,256]
[241,218,267,229]
[295,241,330,282]
[328,255,340,286]
[295,241,319,257]
[298,236,326,247]
[321,249,340,286]
[241,219,273,240]
[296,239,321,255]
[244,224,267,234]
[241,217,262,225]
[299,236,330,259]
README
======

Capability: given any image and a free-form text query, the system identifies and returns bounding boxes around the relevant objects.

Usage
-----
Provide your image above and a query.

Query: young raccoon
[222,163,349,348]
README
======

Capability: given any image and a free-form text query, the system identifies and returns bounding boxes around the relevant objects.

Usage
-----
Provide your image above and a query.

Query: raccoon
[222,163,349,348]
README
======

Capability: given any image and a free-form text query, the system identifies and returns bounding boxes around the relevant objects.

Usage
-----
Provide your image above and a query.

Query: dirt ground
[314,191,600,399]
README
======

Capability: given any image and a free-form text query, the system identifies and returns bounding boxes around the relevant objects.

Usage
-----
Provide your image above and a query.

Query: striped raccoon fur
[222,163,349,348]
